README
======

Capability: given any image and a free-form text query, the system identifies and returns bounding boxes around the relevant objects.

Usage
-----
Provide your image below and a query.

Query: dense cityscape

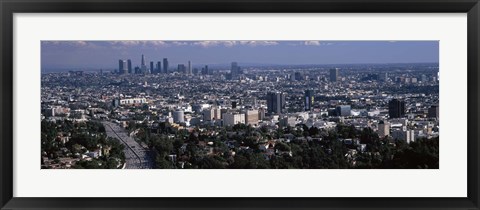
[41,43,439,169]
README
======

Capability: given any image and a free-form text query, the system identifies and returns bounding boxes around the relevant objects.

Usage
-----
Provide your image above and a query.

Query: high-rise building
[141,54,146,66]
[178,64,186,73]
[118,60,123,74]
[127,59,132,74]
[163,58,169,73]
[389,99,406,118]
[231,62,242,78]
[118,59,127,74]
[266,92,286,114]
[336,105,351,116]
[203,109,214,121]
[377,121,390,137]
[258,108,266,120]
[156,61,162,74]
[150,61,154,74]
[295,72,303,81]
[188,61,192,75]
[222,112,245,127]
[330,68,339,82]
[207,65,213,75]
[245,109,259,126]
[173,110,185,123]
[141,54,147,73]
[231,62,238,74]
[304,89,314,111]
[213,108,221,120]
[392,128,415,143]
[428,105,439,119]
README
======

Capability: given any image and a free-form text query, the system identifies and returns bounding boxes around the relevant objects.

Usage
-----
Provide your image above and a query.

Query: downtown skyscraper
[127,59,132,74]
[304,89,314,111]
[141,54,147,73]
[163,58,169,73]
[118,59,127,74]
[267,91,286,114]
[330,68,339,82]
[389,99,406,118]
[156,61,162,74]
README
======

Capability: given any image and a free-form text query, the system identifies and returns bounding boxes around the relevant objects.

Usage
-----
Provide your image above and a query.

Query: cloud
[42,40,287,49]
[239,41,279,46]
[41,41,103,51]
[171,41,189,46]
[303,41,335,46]
[191,41,279,48]
[192,41,234,48]
[108,41,168,47]
[304,41,321,46]
[42,41,90,47]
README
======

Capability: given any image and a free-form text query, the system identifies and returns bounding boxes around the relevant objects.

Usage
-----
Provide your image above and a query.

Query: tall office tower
[141,54,147,73]
[428,105,439,119]
[177,64,186,73]
[245,109,259,126]
[134,66,141,74]
[118,59,127,74]
[127,59,132,74]
[231,62,238,74]
[266,91,286,114]
[330,68,339,82]
[377,121,391,138]
[304,89,314,111]
[187,61,192,75]
[150,61,154,74]
[163,58,169,73]
[173,110,185,123]
[389,99,406,118]
[206,65,212,75]
[203,109,215,121]
[118,60,123,74]
[336,105,351,116]
[295,72,303,81]
[156,61,162,74]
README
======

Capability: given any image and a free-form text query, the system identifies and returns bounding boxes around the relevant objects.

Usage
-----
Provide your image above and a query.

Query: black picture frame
[1,0,479,209]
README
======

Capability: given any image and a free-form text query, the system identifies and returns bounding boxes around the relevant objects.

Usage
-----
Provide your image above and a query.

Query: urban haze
[41,41,439,169]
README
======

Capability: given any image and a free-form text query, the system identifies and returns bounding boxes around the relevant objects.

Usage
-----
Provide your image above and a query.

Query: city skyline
[41,40,439,169]
[41,41,439,71]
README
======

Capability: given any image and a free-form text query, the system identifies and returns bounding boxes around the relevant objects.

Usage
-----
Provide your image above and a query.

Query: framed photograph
[1,0,479,209]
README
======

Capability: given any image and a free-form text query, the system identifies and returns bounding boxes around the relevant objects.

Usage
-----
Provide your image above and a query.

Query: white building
[377,121,390,138]
[119,98,147,106]
[222,113,245,126]
[245,109,259,126]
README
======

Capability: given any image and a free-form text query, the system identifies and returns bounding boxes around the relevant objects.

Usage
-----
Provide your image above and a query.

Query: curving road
[102,121,154,169]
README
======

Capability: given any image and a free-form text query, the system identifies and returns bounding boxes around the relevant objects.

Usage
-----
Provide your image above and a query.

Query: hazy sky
[41,41,439,70]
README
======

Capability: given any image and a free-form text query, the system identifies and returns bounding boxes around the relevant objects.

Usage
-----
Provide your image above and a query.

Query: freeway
[102,121,155,169]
